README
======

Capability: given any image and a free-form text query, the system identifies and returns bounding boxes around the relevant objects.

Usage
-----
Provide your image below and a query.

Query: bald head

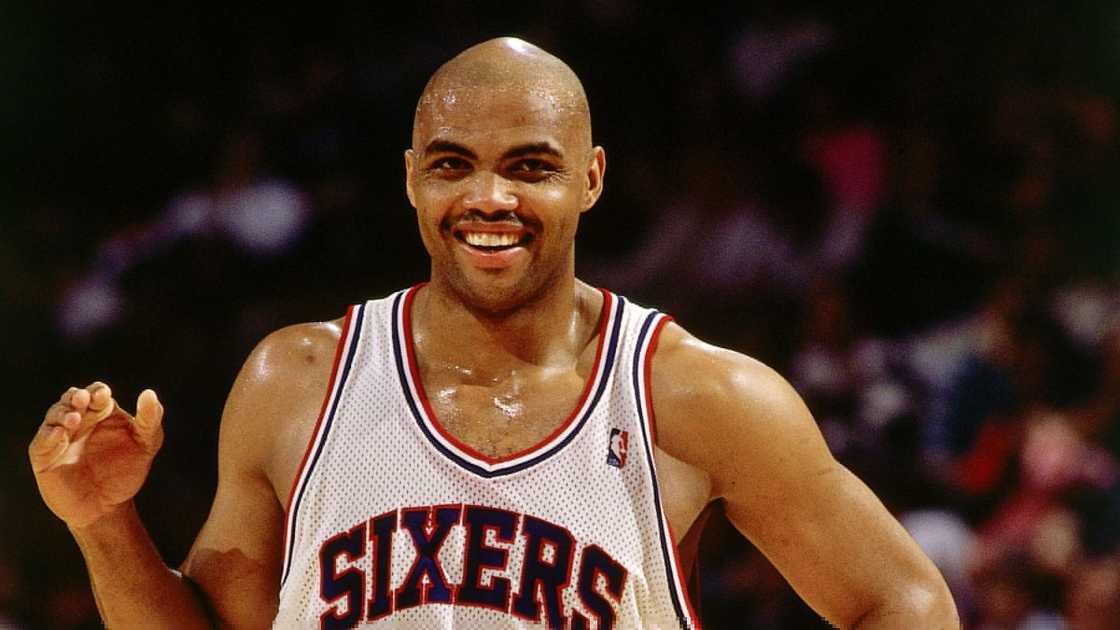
[412,37,592,152]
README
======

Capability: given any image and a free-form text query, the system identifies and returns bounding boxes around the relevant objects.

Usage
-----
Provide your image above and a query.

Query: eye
[431,156,471,172]
[509,159,557,181]
[424,156,472,180]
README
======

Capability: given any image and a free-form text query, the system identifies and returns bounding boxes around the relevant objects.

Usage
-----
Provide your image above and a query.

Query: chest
[421,364,588,458]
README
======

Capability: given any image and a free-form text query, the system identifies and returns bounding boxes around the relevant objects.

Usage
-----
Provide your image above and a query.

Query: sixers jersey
[274,287,700,629]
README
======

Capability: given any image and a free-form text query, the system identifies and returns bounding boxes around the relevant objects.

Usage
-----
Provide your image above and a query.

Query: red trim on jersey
[281,306,356,569]
[642,315,672,444]
[401,285,613,466]
[642,314,702,629]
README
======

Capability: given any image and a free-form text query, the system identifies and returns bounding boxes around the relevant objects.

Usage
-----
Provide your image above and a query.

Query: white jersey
[274,286,700,629]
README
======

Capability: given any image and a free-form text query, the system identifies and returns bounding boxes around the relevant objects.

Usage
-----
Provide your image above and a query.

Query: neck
[415,275,602,373]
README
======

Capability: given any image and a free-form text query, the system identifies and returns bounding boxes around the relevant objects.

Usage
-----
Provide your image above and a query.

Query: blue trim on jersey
[393,290,625,478]
[632,310,691,629]
[281,302,366,588]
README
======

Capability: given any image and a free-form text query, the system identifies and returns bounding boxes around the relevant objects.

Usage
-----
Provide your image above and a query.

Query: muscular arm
[651,323,959,629]
[35,321,340,629]
[180,321,342,628]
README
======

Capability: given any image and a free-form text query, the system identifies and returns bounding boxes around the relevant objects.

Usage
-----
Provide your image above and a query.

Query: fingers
[29,423,70,472]
[59,388,85,425]
[132,389,165,449]
[56,382,113,425]
[32,382,123,467]
[30,403,78,473]
[31,383,167,477]
[68,387,89,410]
[37,382,162,442]
[42,402,81,432]
[87,382,113,413]
[64,382,118,435]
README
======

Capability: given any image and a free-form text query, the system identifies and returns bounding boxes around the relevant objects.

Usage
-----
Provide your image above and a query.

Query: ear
[404,149,417,208]
[581,146,606,212]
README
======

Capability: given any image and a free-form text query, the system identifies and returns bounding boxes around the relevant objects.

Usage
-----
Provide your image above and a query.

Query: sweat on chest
[424,369,589,459]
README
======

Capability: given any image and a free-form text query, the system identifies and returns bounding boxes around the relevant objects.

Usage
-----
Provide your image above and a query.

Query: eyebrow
[501,142,563,160]
[422,140,563,161]
[423,140,477,160]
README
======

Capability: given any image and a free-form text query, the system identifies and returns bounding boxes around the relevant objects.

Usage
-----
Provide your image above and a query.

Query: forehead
[414,84,586,151]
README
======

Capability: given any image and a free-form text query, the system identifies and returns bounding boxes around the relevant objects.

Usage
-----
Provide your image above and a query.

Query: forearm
[71,502,213,629]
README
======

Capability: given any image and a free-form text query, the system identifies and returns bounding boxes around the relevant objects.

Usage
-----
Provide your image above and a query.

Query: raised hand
[29,383,165,529]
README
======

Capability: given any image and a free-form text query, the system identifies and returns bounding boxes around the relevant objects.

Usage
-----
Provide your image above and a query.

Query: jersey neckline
[391,284,624,478]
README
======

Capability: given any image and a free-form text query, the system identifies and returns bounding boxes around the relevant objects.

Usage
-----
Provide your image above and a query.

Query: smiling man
[29,38,958,629]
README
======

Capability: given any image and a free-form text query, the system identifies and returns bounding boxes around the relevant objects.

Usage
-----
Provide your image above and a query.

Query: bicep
[653,335,943,627]
[716,376,942,626]
[177,333,309,628]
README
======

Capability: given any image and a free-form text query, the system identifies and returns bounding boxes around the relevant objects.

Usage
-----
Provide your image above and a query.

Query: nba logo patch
[606,428,628,468]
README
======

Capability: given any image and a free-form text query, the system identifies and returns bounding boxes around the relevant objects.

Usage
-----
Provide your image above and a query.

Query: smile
[463,232,520,248]
[450,226,533,270]
[453,227,533,252]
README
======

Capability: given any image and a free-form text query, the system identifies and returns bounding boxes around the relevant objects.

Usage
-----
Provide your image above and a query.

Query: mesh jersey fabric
[274,286,699,629]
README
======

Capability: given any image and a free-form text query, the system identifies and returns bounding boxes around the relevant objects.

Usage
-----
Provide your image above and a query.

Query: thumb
[133,389,164,441]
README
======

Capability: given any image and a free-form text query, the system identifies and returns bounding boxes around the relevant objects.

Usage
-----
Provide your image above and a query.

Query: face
[406,85,605,313]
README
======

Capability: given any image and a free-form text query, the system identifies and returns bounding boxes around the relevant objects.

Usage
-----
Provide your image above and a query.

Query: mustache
[448,210,541,232]
[458,210,522,224]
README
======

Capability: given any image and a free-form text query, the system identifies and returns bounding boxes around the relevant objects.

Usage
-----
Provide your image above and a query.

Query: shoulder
[650,320,811,433]
[649,321,828,493]
[238,320,345,387]
[232,319,345,405]
[219,319,346,475]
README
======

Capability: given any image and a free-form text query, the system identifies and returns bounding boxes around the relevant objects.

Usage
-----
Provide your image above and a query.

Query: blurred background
[3,2,1120,628]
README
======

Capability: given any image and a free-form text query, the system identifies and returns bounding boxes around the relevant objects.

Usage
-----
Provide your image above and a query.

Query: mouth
[452,226,534,253]
[448,223,534,271]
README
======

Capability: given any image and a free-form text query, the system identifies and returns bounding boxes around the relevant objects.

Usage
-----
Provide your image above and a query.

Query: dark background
[4,3,1120,628]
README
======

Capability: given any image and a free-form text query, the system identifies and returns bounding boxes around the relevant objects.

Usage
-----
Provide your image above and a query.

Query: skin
[28,38,959,629]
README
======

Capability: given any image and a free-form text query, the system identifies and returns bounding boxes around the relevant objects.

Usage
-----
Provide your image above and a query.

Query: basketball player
[28,38,958,628]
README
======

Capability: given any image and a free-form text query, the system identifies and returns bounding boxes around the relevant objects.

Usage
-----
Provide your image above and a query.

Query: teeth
[463,232,520,248]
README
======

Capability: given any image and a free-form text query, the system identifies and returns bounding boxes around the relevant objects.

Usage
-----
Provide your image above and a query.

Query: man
[29,38,958,628]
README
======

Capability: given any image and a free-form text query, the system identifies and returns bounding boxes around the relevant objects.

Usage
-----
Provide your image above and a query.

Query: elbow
[914,583,960,629]
[853,580,960,629]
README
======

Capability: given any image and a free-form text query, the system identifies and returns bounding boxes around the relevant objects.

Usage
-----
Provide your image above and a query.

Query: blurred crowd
[3,3,1119,628]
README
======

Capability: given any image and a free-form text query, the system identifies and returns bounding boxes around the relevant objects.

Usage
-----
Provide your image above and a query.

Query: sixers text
[318,504,629,629]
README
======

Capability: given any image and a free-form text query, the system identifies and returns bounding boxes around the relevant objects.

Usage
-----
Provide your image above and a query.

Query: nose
[462,171,518,215]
